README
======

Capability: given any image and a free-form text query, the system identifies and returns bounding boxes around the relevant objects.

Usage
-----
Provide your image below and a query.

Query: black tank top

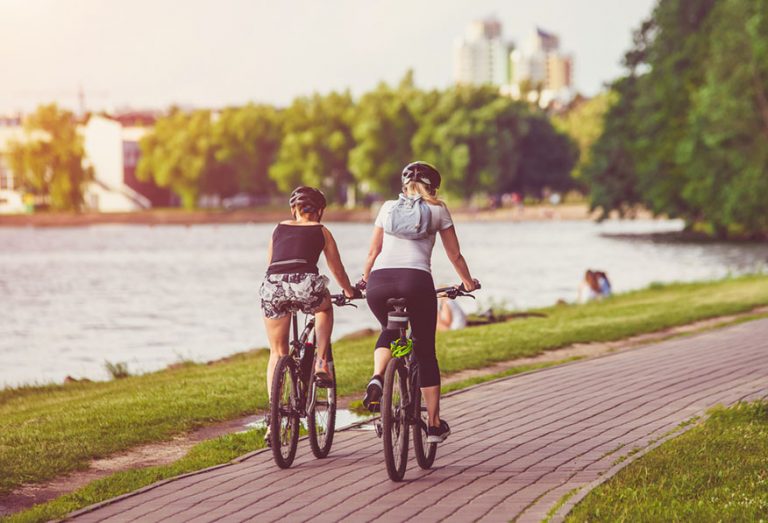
[267,224,325,275]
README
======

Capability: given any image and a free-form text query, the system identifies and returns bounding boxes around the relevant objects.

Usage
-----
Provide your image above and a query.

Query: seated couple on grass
[259,162,478,445]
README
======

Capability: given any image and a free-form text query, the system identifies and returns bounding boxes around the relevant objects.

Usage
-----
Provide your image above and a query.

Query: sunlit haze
[1,0,655,112]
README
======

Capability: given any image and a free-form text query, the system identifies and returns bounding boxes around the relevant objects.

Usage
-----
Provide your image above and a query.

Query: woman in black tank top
[259,187,357,429]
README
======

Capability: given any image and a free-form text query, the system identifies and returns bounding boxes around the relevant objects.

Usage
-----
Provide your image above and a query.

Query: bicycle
[269,293,358,468]
[375,283,480,481]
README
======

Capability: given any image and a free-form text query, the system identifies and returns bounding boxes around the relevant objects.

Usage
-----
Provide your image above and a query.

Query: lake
[1,219,766,388]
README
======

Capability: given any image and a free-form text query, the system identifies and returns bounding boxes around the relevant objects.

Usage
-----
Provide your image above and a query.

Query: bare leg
[313,295,333,362]
[373,347,392,376]
[421,385,441,427]
[265,315,291,399]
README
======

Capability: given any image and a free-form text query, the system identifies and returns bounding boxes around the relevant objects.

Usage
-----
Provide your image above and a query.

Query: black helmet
[289,186,326,213]
[401,161,441,191]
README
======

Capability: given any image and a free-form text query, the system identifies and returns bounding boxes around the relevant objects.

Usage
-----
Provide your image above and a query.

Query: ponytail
[403,181,445,207]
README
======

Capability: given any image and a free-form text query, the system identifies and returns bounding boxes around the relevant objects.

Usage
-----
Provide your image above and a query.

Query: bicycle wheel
[307,356,336,458]
[270,355,300,468]
[412,385,437,469]
[382,358,409,481]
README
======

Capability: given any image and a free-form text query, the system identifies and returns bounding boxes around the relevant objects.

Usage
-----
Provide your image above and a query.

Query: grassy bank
[567,401,768,522]
[2,275,768,517]
[4,430,266,523]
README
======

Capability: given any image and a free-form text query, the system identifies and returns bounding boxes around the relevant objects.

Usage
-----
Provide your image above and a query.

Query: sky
[0,0,657,114]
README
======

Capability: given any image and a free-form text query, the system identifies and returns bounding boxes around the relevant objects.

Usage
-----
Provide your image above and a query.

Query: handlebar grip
[459,280,481,292]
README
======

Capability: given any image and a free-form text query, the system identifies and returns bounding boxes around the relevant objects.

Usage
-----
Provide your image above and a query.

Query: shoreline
[0,203,607,227]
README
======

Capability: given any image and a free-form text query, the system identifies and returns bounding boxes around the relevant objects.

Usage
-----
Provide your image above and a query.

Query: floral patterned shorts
[259,273,330,319]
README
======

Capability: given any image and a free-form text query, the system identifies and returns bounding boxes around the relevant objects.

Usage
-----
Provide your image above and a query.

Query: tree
[581,78,644,219]
[679,0,768,236]
[137,109,214,209]
[210,104,282,198]
[630,0,717,221]
[269,92,355,203]
[514,113,578,197]
[412,86,529,200]
[553,91,617,182]
[348,74,419,196]
[8,104,93,211]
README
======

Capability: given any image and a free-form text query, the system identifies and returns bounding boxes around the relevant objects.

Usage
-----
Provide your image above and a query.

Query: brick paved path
[69,319,768,523]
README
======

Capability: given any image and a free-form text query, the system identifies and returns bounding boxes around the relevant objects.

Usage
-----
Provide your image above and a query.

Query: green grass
[1,275,768,518]
[567,401,768,522]
[2,429,266,523]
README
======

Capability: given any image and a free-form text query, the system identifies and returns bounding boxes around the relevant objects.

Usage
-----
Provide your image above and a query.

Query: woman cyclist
[259,186,357,409]
[360,162,478,443]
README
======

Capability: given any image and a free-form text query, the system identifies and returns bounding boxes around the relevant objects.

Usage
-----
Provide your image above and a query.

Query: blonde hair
[403,181,445,207]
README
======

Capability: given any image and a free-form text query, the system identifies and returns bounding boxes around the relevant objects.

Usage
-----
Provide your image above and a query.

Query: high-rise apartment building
[453,18,510,87]
[509,28,573,104]
[453,21,574,107]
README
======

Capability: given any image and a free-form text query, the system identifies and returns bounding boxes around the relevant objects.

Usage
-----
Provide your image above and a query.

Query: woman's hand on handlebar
[460,279,481,292]
[343,286,362,299]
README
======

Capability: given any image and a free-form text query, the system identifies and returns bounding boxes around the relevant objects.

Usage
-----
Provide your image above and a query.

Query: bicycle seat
[387,298,407,308]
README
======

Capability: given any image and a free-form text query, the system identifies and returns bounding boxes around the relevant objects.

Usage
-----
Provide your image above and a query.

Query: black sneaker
[427,420,451,444]
[362,375,383,412]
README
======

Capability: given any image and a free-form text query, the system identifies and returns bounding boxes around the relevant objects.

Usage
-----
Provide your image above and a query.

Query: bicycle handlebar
[435,280,482,300]
[330,293,361,307]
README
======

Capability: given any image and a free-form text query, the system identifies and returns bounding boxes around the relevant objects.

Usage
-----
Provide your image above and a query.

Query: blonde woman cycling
[360,162,478,443]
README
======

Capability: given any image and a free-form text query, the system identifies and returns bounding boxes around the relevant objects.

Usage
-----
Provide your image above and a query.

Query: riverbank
[2,275,768,521]
[0,203,602,227]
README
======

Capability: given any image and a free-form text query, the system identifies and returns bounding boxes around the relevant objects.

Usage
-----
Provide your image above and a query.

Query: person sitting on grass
[259,186,357,440]
[437,292,468,331]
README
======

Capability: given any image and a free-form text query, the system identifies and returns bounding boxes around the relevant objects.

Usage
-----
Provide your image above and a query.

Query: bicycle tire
[412,385,437,469]
[270,355,300,468]
[307,356,336,458]
[382,358,409,481]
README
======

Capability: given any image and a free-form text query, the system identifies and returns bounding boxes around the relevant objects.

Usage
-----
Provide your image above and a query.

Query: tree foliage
[349,73,419,195]
[269,92,355,204]
[134,80,576,208]
[8,104,93,211]
[137,109,214,209]
[584,0,768,236]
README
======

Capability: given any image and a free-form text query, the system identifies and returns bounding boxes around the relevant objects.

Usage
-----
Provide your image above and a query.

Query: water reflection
[243,408,373,432]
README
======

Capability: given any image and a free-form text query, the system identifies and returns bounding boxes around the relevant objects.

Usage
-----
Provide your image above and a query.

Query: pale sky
[0,0,657,114]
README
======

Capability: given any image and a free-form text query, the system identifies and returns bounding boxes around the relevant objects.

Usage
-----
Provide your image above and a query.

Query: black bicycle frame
[390,302,423,429]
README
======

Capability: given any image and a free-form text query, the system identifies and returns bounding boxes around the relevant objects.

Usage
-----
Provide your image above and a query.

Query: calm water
[1,219,766,388]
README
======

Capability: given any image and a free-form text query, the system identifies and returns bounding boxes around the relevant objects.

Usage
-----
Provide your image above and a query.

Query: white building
[0,117,29,214]
[0,113,165,213]
[508,28,573,106]
[82,115,151,212]
[453,18,510,87]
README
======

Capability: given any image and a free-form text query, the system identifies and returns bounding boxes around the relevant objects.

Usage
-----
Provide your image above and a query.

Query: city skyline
[0,0,657,114]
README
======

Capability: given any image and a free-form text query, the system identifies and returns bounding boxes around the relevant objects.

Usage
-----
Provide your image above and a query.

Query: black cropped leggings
[366,268,440,387]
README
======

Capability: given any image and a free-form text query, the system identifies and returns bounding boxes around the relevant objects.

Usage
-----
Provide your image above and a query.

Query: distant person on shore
[437,293,468,331]
[259,187,357,422]
[577,269,612,303]
[358,161,479,444]
[595,270,612,297]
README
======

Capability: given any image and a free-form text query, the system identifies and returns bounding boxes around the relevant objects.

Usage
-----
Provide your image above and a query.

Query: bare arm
[362,226,384,282]
[322,227,355,297]
[439,226,476,291]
